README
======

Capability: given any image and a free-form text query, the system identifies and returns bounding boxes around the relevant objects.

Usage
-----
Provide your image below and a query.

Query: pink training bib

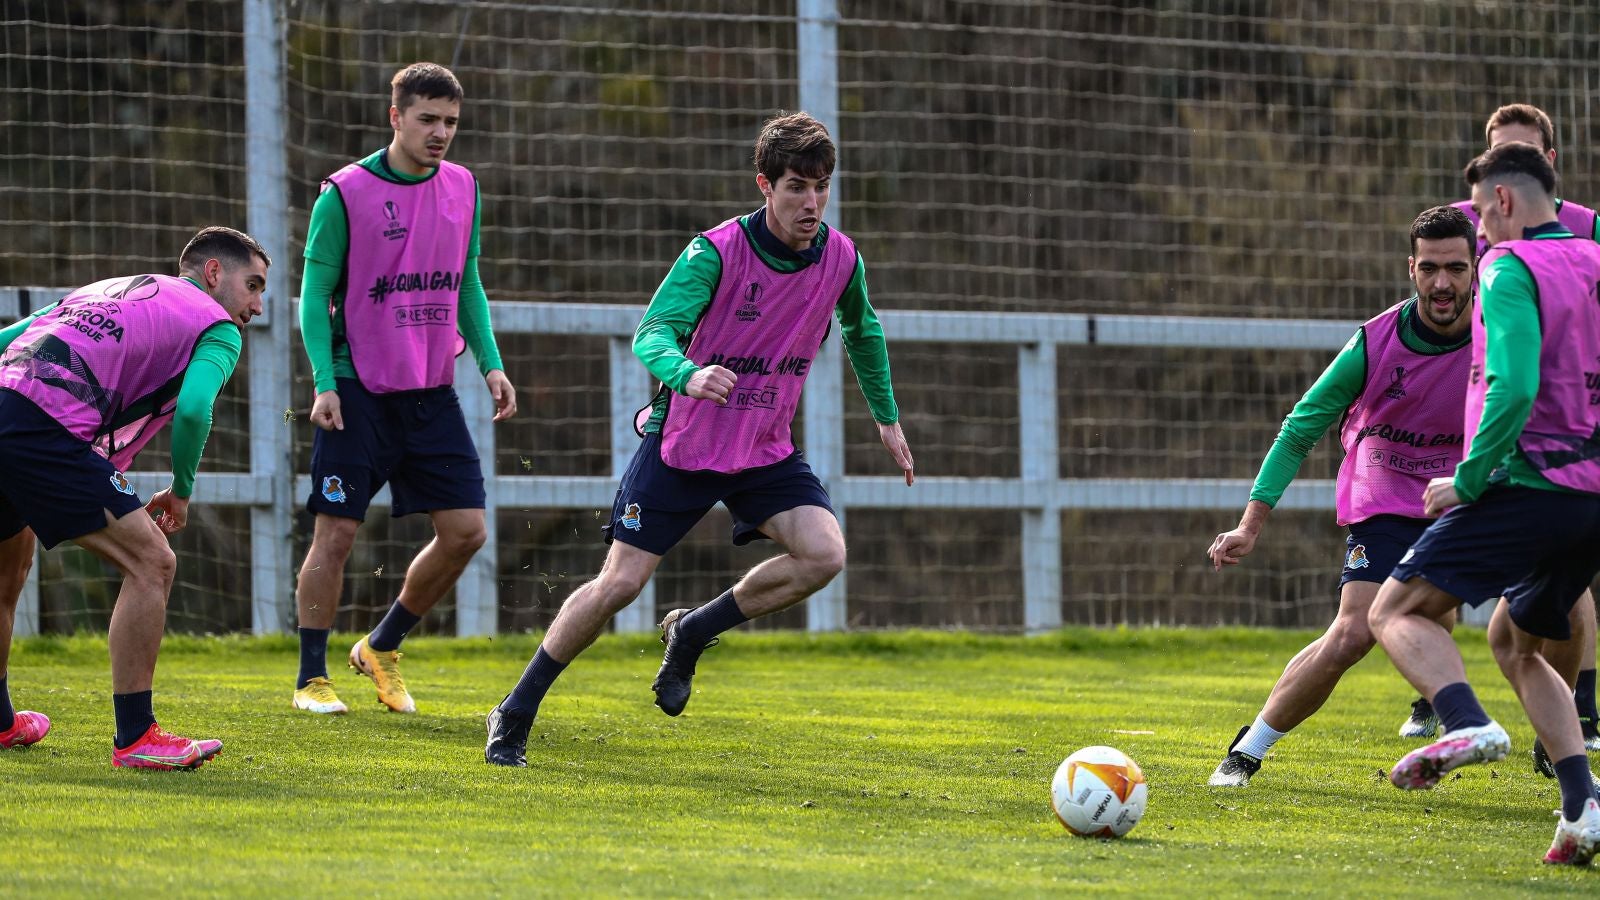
[1468,238,1600,495]
[326,159,475,393]
[1335,301,1470,524]
[659,217,858,473]
[0,274,231,468]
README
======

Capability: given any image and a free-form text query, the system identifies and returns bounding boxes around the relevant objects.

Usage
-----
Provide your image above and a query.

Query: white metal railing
[3,284,1362,636]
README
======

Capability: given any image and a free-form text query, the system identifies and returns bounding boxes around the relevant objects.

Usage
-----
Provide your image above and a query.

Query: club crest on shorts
[321,475,347,503]
[1345,543,1369,570]
[109,471,135,495]
[621,502,643,531]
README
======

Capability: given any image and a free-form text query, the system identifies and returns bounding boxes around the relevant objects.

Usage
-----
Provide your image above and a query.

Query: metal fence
[8,0,1585,633]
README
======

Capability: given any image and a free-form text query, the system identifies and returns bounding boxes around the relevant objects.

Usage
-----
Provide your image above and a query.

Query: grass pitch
[3,627,1595,896]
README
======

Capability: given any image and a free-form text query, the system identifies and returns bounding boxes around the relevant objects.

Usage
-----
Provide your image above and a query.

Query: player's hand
[1423,477,1461,517]
[486,369,517,422]
[878,421,915,486]
[685,365,736,405]
[146,489,189,535]
[1207,528,1257,571]
[311,390,343,431]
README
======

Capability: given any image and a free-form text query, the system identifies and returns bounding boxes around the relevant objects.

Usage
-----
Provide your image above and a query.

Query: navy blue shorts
[307,378,485,519]
[1340,515,1429,587]
[1391,484,1600,639]
[602,433,834,555]
[0,389,144,549]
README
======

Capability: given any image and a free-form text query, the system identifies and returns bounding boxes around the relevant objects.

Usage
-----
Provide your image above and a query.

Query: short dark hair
[754,112,835,184]
[1409,206,1475,255]
[178,226,271,272]
[1464,141,1557,196]
[391,62,463,112]
[1485,103,1555,152]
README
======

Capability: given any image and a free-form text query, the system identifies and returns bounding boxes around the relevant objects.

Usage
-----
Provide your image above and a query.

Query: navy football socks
[367,601,423,652]
[1553,754,1600,821]
[297,627,330,689]
[1576,668,1597,722]
[0,675,13,732]
[112,690,156,749]
[501,647,567,718]
[1431,682,1491,733]
[675,589,748,646]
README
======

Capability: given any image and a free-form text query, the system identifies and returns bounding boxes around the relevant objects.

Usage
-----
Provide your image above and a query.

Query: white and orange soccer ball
[1050,745,1148,838]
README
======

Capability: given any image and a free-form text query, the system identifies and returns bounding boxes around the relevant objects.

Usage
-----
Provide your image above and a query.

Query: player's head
[1406,206,1474,334]
[1484,104,1557,165]
[388,62,463,173]
[1465,141,1558,247]
[178,226,270,327]
[754,111,835,251]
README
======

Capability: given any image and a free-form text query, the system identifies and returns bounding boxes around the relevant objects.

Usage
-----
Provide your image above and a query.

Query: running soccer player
[1369,142,1600,865]
[1419,102,1600,759]
[1205,207,1478,787]
[292,62,515,716]
[0,226,269,768]
[483,111,914,767]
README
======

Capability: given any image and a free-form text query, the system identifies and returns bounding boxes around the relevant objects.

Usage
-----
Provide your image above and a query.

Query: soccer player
[1452,104,1600,251]
[483,111,914,767]
[0,226,269,768]
[1429,103,1600,759]
[1369,143,1600,865]
[292,62,515,716]
[1205,207,1478,787]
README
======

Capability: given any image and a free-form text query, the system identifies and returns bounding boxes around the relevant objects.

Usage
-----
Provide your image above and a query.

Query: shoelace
[662,633,718,673]
[142,728,194,751]
[306,680,339,701]
[376,651,407,690]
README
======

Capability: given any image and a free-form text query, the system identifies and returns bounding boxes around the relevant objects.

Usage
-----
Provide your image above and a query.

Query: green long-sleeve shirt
[632,211,899,433]
[0,283,241,498]
[1452,223,1576,502]
[300,149,502,394]
[1248,299,1468,507]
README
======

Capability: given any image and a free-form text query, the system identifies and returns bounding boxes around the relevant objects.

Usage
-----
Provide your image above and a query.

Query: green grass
[3,627,1595,896]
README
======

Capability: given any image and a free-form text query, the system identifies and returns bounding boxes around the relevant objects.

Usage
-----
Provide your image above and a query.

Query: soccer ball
[1050,745,1148,837]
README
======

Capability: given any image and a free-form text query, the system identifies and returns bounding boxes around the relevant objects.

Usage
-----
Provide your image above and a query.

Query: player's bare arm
[310,389,343,431]
[878,421,914,486]
[145,489,189,535]
[486,369,517,421]
[1209,499,1270,571]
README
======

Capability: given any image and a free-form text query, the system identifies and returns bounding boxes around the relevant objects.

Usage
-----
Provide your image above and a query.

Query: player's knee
[441,522,488,558]
[311,520,359,563]
[1325,618,1375,667]
[1486,614,1523,661]
[594,570,648,612]
[1366,588,1404,635]
[133,543,178,590]
[802,543,846,589]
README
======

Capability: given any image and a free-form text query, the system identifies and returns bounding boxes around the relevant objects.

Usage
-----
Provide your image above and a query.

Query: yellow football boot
[348,638,416,713]
[292,676,349,715]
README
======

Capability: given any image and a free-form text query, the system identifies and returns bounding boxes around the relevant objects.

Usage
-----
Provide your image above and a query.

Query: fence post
[456,354,499,636]
[610,336,656,633]
[1020,342,1062,633]
[798,0,847,631]
[245,0,293,634]
[798,0,841,211]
